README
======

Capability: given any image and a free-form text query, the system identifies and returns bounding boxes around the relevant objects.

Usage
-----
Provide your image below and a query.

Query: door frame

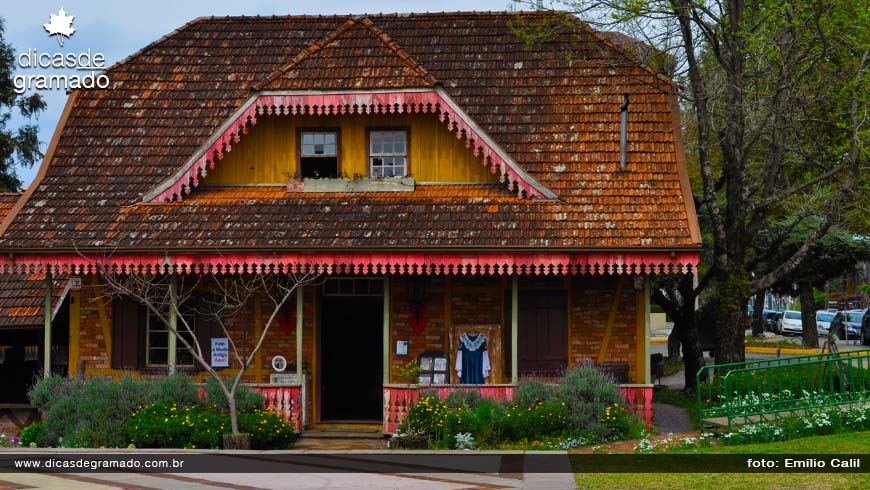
[315,277,385,423]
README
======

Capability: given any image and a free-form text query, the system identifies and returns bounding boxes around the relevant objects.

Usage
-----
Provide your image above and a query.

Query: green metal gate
[697,351,870,430]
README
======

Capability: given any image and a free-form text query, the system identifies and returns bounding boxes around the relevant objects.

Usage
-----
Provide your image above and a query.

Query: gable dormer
[144,16,555,202]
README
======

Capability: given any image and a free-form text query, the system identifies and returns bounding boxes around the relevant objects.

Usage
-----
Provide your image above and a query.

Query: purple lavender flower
[11,436,20,446]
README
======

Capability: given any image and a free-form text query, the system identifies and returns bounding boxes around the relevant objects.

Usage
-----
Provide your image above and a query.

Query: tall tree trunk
[678,314,704,393]
[799,280,819,349]
[714,270,749,364]
[751,290,766,337]
[667,321,682,362]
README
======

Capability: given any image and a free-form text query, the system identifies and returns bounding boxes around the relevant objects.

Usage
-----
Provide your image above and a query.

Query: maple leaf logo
[43,8,76,46]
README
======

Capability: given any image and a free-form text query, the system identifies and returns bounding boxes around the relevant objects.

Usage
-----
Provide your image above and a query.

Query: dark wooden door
[518,291,568,377]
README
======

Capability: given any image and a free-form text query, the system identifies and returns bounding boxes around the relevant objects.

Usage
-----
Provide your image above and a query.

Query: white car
[815,310,838,336]
[781,310,803,335]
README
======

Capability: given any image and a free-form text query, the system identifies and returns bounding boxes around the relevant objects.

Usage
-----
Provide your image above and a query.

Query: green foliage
[204,378,265,413]
[0,19,47,191]
[556,366,628,439]
[29,374,200,447]
[237,410,297,449]
[720,404,870,446]
[500,401,568,441]
[513,378,557,408]
[395,360,422,385]
[444,389,482,410]
[400,366,640,448]
[18,422,45,447]
[128,402,296,450]
[127,401,225,449]
[404,393,448,436]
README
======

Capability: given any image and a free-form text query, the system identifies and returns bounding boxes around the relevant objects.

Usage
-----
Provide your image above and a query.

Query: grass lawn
[574,432,869,489]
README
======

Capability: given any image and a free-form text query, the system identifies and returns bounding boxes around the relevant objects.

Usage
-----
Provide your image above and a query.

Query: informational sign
[211,338,229,367]
[270,373,298,384]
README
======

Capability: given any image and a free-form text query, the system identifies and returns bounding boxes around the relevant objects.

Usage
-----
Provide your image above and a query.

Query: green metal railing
[697,351,870,430]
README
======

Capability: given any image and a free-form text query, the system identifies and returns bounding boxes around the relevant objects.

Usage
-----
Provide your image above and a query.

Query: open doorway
[319,278,383,422]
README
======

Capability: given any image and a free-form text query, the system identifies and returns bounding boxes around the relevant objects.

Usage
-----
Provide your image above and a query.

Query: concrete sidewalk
[0,450,578,490]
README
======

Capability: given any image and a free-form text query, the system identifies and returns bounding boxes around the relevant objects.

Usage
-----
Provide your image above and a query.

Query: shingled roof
[0,194,67,328]
[0,11,700,253]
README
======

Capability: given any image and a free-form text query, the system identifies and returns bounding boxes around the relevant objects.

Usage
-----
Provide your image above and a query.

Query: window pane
[149,348,168,365]
[302,132,337,156]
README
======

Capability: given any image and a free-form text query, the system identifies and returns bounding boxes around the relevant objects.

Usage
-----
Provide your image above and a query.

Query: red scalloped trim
[150,91,546,202]
[0,251,699,276]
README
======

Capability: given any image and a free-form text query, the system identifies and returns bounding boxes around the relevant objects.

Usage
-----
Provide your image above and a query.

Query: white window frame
[369,130,408,178]
[300,131,338,157]
[145,314,195,368]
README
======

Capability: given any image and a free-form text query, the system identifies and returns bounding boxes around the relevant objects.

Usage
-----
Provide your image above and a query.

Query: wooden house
[0,12,700,432]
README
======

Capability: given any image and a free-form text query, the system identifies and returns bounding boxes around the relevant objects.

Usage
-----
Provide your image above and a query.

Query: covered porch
[6,252,698,434]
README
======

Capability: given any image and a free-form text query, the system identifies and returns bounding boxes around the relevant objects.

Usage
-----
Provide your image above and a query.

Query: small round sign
[271,355,287,373]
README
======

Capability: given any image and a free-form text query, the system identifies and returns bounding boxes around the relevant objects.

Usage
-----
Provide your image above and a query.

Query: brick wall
[569,275,642,383]
[389,276,448,383]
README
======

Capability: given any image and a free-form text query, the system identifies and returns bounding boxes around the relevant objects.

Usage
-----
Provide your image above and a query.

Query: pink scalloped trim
[151,91,545,202]
[1,251,699,276]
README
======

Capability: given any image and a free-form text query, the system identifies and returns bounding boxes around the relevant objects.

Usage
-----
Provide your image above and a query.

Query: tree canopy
[0,18,46,191]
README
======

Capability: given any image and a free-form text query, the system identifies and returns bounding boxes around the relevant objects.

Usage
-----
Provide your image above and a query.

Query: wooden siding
[201,113,499,185]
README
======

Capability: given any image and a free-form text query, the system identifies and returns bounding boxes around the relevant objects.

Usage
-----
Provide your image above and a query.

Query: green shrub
[444,390,482,410]
[237,409,297,449]
[128,401,225,449]
[19,422,45,447]
[465,398,505,447]
[204,378,265,413]
[150,374,201,407]
[513,378,556,408]
[556,366,627,439]
[402,393,447,435]
[29,374,200,448]
[128,402,296,449]
[501,401,568,441]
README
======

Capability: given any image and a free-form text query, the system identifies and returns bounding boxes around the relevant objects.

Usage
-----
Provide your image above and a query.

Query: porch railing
[697,351,870,430]
[382,383,653,434]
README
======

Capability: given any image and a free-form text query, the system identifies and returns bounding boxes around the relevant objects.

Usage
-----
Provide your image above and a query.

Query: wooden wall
[201,113,499,184]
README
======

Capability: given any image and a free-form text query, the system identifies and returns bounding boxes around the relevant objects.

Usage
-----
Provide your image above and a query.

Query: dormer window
[369,129,408,177]
[299,129,340,178]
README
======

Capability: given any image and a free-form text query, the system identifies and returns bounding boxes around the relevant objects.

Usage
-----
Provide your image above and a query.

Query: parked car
[839,309,864,341]
[780,310,803,336]
[861,308,870,346]
[763,310,783,333]
[815,310,841,336]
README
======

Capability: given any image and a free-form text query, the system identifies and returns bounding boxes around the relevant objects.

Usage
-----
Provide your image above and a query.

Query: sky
[4,0,515,188]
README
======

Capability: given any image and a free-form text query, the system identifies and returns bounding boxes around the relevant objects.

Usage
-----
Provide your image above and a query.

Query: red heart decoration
[409,304,428,335]
[278,301,296,336]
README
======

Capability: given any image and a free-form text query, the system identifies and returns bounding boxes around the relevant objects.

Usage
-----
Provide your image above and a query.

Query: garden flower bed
[389,366,648,450]
[19,375,297,449]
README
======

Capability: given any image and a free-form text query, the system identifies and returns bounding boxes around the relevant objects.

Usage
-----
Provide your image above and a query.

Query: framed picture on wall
[419,357,433,371]
[418,350,449,385]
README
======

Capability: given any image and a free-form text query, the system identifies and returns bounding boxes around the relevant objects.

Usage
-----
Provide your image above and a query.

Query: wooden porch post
[511,274,518,385]
[383,275,390,385]
[296,286,304,381]
[167,276,177,374]
[644,278,651,384]
[43,271,52,378]
[68,289,81,378]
